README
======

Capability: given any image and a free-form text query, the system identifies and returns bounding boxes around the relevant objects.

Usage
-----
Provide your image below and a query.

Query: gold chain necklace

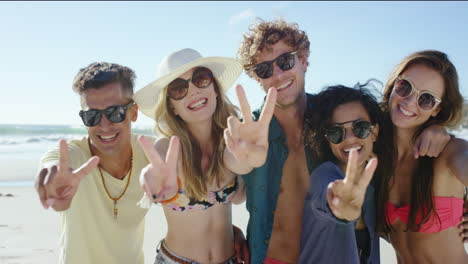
[97,157,132,220]
[88,139,133,220]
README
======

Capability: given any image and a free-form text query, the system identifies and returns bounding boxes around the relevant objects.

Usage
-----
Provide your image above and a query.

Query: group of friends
[35,19,468,264]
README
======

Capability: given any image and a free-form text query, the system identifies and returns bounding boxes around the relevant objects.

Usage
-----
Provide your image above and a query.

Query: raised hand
[138,135,180,203]
[327,149,378,221]
[224,85,277,168]
[35,139,100,211]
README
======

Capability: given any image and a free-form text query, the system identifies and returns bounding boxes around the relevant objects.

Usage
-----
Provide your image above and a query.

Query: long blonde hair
[154,77,239,200]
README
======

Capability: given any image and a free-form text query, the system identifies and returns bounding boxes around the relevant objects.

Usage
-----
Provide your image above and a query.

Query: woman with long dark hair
[378,50,468,263]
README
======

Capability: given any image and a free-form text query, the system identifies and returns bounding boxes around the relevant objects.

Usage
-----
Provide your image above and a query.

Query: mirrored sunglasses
[325,120,374,145]
[79,102,133,127]
[393,76,442,111]
[253,51,298,79]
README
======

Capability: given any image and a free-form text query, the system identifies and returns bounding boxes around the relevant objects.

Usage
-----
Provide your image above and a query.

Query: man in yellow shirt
[35,62,151,264]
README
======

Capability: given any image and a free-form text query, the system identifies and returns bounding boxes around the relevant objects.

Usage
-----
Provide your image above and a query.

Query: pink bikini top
[385,196,463,233]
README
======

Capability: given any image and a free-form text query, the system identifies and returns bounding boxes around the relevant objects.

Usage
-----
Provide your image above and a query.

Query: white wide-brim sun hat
[134,48,243,120]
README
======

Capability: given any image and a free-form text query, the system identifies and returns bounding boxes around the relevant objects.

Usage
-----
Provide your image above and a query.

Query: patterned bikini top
[160,176,238,212]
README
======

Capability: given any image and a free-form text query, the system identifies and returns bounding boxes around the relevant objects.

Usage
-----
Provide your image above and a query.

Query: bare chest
[388,159,416,206]
[273,149,310,223]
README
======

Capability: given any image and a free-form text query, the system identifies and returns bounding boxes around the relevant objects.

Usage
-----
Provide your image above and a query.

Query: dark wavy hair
[304,80,395,234]
[72,62,136,107]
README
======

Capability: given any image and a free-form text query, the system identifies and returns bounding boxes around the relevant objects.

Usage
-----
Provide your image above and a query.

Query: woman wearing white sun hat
[134,48,277,264]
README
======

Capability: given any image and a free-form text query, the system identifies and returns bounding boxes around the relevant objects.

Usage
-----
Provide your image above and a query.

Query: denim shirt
[242,93,316,264]
[299,161,380,264]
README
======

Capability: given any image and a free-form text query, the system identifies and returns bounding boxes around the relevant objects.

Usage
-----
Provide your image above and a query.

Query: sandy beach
[0,151,466,263]
[0,184,403,264]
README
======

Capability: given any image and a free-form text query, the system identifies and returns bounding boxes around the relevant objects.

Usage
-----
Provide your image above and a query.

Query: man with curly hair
[35,62,151,264]
[238,19,458,264]
[238,19,316,264]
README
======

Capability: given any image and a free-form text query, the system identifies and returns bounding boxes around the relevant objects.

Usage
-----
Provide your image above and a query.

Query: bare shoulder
[440,137,468,159]
[436,137,468,170]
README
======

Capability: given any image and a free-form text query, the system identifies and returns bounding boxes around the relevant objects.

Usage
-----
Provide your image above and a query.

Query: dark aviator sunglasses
[325,120,374,145]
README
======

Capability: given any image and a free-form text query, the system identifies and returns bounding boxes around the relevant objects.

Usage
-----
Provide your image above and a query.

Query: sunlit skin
[329,102,378,173]
[255,40,310,263]
[170,68,219,129]
[388,64,443,132]
[83,82,137,179]
[35,82,137,211]
[388,64,468,263]
[149,68,238,263]
[138,67,277,263]
[328,102,378,232]
[255,40,307,109]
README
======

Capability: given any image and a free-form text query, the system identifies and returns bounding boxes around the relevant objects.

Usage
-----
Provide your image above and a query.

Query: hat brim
[134,57,242,120]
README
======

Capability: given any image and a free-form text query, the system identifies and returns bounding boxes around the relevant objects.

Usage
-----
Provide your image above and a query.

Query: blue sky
[1,1,467,128]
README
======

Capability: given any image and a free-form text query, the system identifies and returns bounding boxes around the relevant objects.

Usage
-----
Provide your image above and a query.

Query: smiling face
[254,40,307,108]
[168,67,218,125]
[328,101,378,171]
[388,64,444,131]
[81,81,137,156]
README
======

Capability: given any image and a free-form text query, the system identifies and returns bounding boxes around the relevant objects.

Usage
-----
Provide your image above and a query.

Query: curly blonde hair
[238,18,310,78]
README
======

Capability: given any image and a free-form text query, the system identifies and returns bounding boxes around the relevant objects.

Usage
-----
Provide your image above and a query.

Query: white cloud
[228,8,255,25]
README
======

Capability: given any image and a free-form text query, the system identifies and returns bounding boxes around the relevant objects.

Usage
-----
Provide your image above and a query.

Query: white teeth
[399,105,415,117]
[100,134,117,141]
[277,80,293,90]
[344,146,362,153]
[189,98,207,109]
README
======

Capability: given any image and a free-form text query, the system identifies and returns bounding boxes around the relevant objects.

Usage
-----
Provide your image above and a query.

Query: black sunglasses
[393,76,442,111]
[79,102,133,127]
[253,51,298,79]
[167,67,214,100]
[325,120,374,145]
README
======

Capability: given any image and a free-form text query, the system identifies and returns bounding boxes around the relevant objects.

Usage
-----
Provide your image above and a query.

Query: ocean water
[0,124,466,184]
[0,124,153,184]
[0,124,153,152]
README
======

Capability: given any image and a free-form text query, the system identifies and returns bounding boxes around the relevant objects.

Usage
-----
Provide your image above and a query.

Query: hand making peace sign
[224,85,277,168]
[35,139,100,211]
[327,149,378,221]
[138,135,180,203]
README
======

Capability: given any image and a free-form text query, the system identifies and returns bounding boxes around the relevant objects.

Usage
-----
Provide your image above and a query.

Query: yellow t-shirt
[40,134,152,264]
